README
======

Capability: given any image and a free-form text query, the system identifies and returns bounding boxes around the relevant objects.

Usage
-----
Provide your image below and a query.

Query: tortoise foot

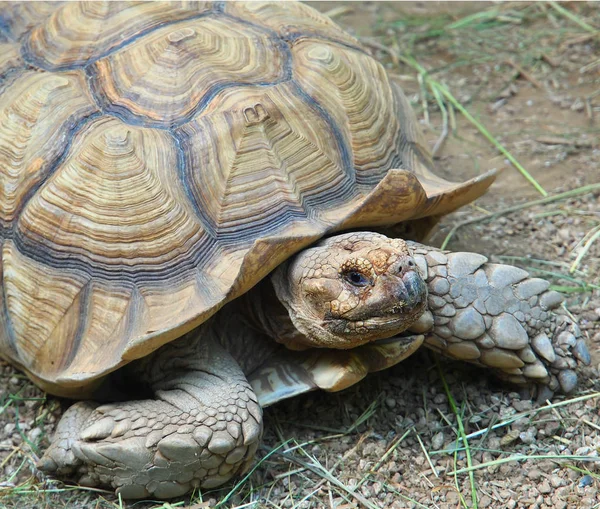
[410,245,591,393]
[39,337,263,499]
[38,401,97,478]
[40,395,262,499]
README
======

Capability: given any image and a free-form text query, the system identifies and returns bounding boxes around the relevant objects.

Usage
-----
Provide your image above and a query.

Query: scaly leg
[38,331,262,499]
[408,243,591,393]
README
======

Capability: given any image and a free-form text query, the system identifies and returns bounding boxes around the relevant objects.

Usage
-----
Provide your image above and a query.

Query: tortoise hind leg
[38,331,262,499]
[408,242,591,393]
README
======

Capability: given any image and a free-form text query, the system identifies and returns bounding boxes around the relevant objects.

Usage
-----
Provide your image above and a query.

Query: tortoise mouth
[323,307,427,347]
[328,296,428,336]
[370,332,425,346]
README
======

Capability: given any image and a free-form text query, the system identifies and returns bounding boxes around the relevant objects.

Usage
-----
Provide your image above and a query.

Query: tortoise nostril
[398,258,416,275]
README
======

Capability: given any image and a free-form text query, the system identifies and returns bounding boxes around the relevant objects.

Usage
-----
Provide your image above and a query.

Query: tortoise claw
[36,455,58,473]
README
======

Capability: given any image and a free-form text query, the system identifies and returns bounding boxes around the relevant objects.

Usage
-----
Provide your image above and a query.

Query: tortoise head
[270,232,427,350]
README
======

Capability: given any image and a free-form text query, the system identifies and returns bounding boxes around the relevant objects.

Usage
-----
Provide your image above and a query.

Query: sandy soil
[0,2,599,508]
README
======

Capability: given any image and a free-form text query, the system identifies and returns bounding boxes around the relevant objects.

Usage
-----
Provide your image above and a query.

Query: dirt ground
[1,2,599,509]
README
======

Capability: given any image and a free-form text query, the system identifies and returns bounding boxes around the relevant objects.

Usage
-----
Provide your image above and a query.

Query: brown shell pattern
[0,1,496,392]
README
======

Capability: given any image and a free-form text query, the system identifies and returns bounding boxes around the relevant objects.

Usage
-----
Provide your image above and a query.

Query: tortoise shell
[0,1,495,393]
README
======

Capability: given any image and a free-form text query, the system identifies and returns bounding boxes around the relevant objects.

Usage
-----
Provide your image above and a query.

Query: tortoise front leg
[38,331,262,499]
[407,242,591,393]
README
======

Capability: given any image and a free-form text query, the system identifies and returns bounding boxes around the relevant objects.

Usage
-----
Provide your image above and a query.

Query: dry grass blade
[347,397,381,434]
[583,419,600,432]
[274,448,379,509]
[440,183,600,249]
[546,1,599,33]
[414,429,439,479]
[361,38,547,197]
[503,59,544,88]
[460,392,600,442]
[450,454,600,476]
[417,73,430,125]
[354,428,412,491]
[445,8,503,30]
[566,465,600,481]
[570,224,600,273]
[495,256,584,275]
[214,440,291,508]
[427,77,547,197]
[1,484,115,497]
[430,84,450,158]
[383,485,434,509]
[437,361,478,509]
[536,136,596,148]
[580,58,600,74]
[444,3,528,31]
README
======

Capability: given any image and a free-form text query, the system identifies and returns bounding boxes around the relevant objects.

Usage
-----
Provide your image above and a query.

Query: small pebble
[431,432,444,450]
[513,400,533,412]
[479,495,492,506]
[550,474,564,488]
[519,428,537,444]
[575,446,591,456]
[527,468,543,481]
[27,427,42,443]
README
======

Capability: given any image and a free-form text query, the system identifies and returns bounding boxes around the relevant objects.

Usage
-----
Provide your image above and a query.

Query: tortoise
[0,0,591,500]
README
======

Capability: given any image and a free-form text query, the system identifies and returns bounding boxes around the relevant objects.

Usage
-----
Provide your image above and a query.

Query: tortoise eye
[343,271,370,287]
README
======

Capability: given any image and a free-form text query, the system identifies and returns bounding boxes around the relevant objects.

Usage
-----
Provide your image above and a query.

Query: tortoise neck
[240,277,309,349]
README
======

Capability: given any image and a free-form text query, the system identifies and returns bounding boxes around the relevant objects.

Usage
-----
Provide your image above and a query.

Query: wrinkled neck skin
[267,262,337,350]
[238,275,309,350]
